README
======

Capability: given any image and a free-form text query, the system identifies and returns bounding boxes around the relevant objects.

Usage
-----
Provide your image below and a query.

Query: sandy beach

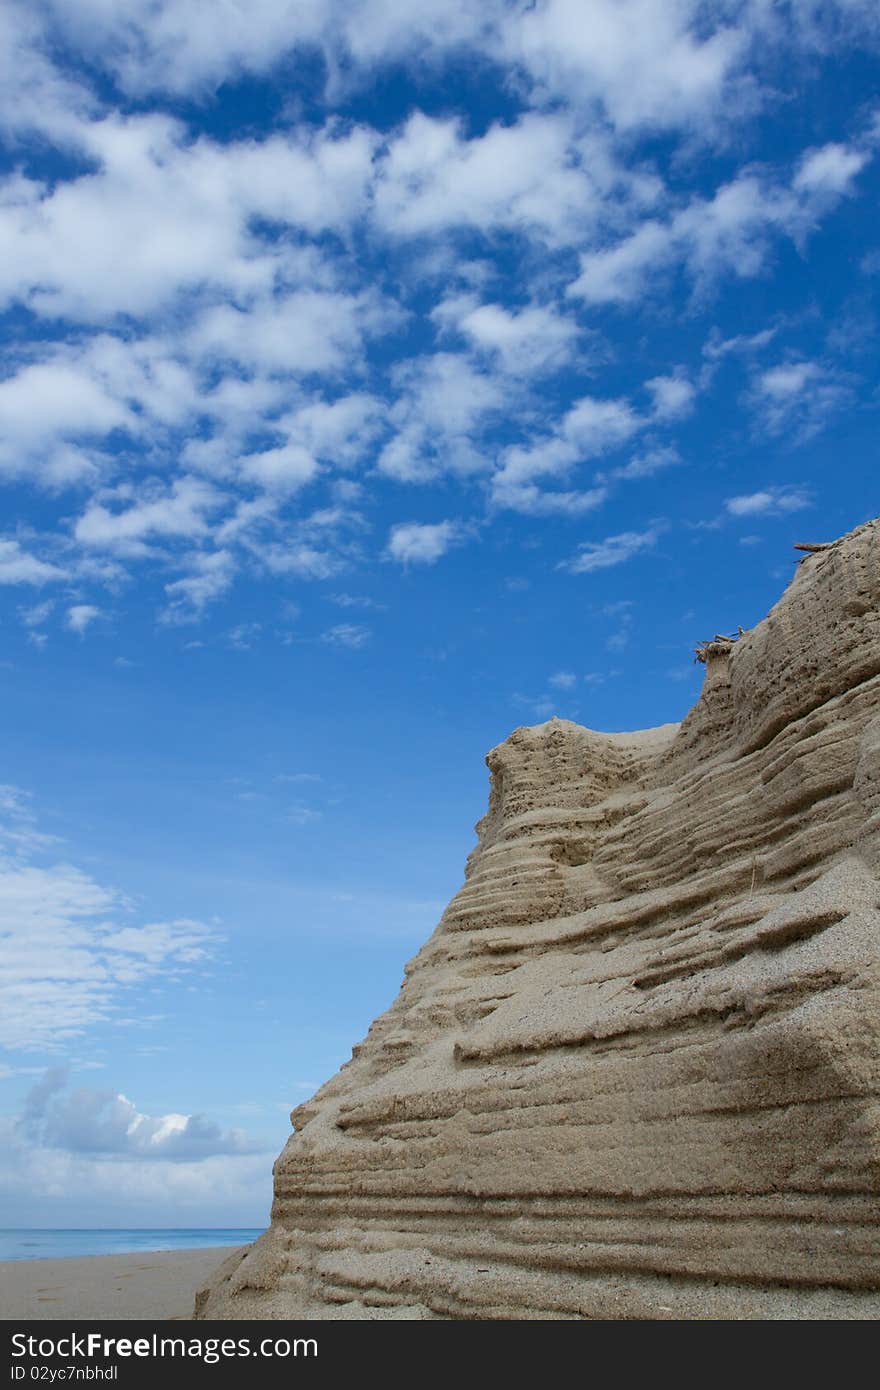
[0,1247,244,1321]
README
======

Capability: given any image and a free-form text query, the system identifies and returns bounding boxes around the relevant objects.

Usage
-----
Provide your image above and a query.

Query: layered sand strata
[198,518,880,1320]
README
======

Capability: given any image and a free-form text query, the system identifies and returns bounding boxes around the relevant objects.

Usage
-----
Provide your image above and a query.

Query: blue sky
[1,1,878,1227]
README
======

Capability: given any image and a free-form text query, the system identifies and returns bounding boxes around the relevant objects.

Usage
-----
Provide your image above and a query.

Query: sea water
[0,1229,265,1261]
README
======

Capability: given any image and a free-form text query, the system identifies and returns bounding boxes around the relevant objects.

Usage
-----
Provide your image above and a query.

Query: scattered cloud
[378,353,504,484]
[605,444,682,483]
[646,372,696,421]
[492,394,641,513]
[387,520,464,566]
[226,622,261,651]
[19,600,54,628]
[548,670,577,690]
[321,623,371,649]
[329,593,385,610]
[568,131,874,307]
[0,541,66,586]
[560,527,662,574]
[74,478,226,555]
[0,9,871,631]
[0,786,218,1051]
[66,604,101,634]
[432,295,580,375]
[748,359,852,438]
[161,551,235,625]
[725,485,812,517]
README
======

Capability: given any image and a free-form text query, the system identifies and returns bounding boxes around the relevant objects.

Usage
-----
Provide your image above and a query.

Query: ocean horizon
[0,1228,265,1262]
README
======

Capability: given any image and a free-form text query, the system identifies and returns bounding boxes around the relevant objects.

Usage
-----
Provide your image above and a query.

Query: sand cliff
[198,517,880,1319]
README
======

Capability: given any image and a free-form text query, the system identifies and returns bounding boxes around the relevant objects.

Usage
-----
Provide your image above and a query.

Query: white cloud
[569,133,874,306]
[19,600,54,628]
[28,0,782,138]
[374,111,618,245]
[321,623,371,649]
[378,354,505,483]
[548,670,577,689]
[189,289,389,377]
[238,443,319,494]
[725,485,812,517]
[609,444,682,482]
[0,541,66,586]
[387,520,463,566]
[0,3,97,147]
[280,394,383,472]
[0,360,131,484]
[0,115,379,323]
[793,141,868,196]
[492,394,641,512]
[161,550,235,624]
[0,1061,269,1224]
[759,362,822,401]
[66,604,101,635]
[749,359,851,438]
[703,325,777,362]
[226,623,261,652]
[432,295,580,375]
[329,593,384,610]
[560,526,661,574]
[567,219,673,304]
[0,788,219,1051]
[75,478,226,555]
[491,483,609,517]
[0,2,874,643]
[646,372,696,420]
[504,0,745,132]
[18,1070,257,1160]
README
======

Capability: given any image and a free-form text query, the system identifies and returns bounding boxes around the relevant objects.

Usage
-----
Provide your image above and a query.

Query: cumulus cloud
[432,295,581,375]
[793,141,869,197]
[386,520,463,566]
[568,133,874,306]
[74,478,226,555]
[66,604,101,634]
[724,485,812,517]
[374,111,619,245]
[26,0,817,135]
[0,541,66,586]
[646,372,696,421]
[0,1063,271,1224]
[378,354,505,484]
[0,1,874,632]
[19,1070,257,1160]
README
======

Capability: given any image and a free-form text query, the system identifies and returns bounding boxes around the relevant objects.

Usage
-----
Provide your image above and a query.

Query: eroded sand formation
[198,518,880,1320]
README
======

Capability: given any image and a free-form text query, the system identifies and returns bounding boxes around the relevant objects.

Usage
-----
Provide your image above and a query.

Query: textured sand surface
[1,1248,241,1321]
[199,518,880,1320]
